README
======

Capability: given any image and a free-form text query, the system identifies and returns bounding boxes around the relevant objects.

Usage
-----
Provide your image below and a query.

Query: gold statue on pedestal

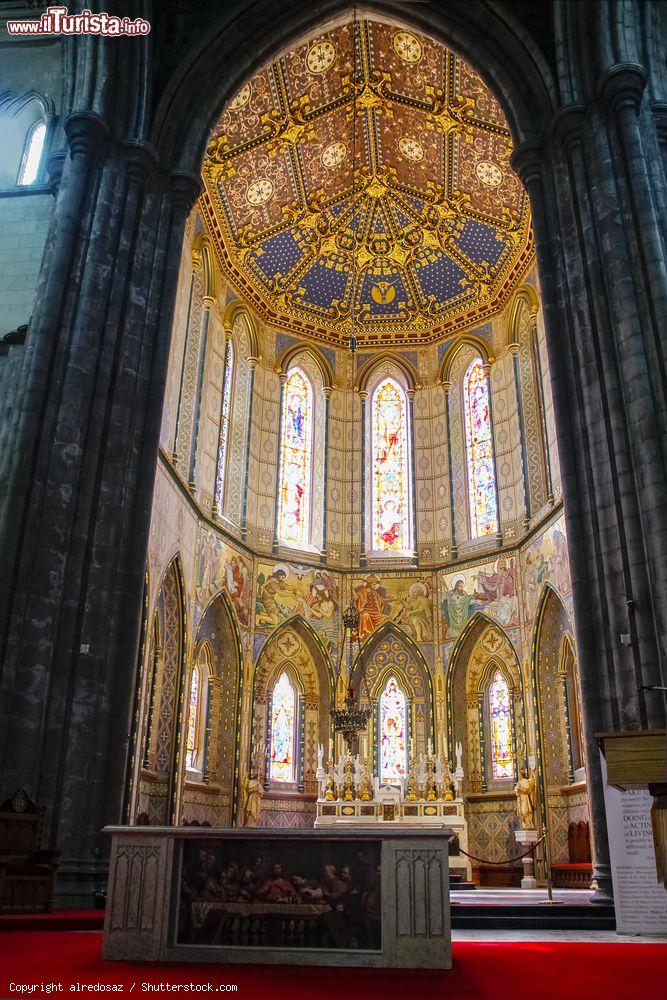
[514,768,537,829]
[241,773,264,827]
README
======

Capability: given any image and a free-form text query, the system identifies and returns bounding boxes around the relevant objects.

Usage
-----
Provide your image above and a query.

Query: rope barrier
[451,832,546,867]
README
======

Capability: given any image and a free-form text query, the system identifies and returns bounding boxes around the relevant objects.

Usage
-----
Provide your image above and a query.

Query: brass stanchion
[538,823,564,905]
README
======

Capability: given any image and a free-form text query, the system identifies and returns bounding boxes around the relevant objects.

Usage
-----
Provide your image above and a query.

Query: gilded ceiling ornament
[200,18,533,347]
[246,178,273,206]
[321,141,347,169]
[398,136,424,162]
[228,84,251,111]
[306,39,336,74]
[476,160,503,187]
[393,31,423,64]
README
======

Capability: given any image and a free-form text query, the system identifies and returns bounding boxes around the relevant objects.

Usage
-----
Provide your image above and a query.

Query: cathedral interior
[0,0,666,961]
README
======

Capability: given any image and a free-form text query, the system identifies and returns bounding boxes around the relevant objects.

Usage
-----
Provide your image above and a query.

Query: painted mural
[522,516,570,620]
[352,574,434,643]
[439,556,518,640]
[196,527,253,628]
[255,561,339,654]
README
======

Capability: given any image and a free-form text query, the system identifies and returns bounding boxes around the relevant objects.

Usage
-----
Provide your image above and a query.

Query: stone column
[483,362,502,546]
[0,110,200,904]
[508,342,532,529]
[442,379,457,560]
[320,385,331,562]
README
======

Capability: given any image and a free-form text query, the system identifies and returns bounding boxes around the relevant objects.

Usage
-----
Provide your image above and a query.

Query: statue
[514,769,537,829]
[242,773,264,827]
[455,741,463,773]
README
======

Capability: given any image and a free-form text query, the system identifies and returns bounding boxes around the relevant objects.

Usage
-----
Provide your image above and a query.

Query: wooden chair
[0,789,61,912]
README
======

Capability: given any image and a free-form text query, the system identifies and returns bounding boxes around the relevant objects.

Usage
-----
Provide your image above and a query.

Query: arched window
[18,119,46,186]
[463,358,498,538]
[269,671,297,782]
[378,675,408,784]
[488,669,514,780]
[371,378,411,552]
[277,368,313,547]
[185,664,201,770]
[214,338,234,513]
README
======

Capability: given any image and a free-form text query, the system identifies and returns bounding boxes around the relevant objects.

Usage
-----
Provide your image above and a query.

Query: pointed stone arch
[136,554,187,825]
[250,616,333,819]
[351,621,434,765]
[530,582,585,863]
[446,611,525,794]
[179,588,244,825]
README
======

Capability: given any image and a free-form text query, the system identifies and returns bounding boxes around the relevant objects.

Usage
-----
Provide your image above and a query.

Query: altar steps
[450,889,616,930]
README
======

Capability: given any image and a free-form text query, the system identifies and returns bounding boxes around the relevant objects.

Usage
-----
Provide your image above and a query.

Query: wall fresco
[196,527,253,629]
[351,574,434,642]
[254,561,340,655]
[438,556,519,640]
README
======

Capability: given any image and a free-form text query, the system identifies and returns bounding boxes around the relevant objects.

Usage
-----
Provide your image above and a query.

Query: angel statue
[241,773,264,827]
[514,769,537,830]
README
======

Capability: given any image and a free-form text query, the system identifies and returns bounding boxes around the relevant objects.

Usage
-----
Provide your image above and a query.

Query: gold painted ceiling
[201,19,534,348]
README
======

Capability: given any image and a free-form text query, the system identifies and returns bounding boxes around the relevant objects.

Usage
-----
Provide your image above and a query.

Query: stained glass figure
[379,675,408,783]
[214,339,234,512]
[371,379,410,551]
[270,671,296,782]
[489,669,514,779]
[464,359,498,537]
[185,666,200,770]
[277,368,313,547]
[18,120,46,185]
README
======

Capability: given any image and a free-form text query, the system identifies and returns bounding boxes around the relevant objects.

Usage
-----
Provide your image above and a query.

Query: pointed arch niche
[251,619,332,827]
[350,623,434,771]
[446,615,525,795]
[532,585,588,864]
[136,556,186,826]
[179,590,243,826]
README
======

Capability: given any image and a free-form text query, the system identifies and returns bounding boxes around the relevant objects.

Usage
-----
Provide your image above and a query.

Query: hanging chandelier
[331,598,372,752]
[329,7,372,754]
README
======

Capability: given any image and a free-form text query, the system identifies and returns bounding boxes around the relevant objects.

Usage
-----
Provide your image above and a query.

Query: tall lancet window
[214,339,234,512]
[18,120,46,185]
[269,671,296,782]
[463,358,498,537]
[371,378,410,552]
[379,675,408,784]
[277,367,313,547]
[489,669,514,780]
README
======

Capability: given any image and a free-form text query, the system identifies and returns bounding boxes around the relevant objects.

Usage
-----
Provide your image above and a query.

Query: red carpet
[0,931,664,999]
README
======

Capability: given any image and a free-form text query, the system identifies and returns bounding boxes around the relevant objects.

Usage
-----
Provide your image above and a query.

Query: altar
[313,744,472,882]
[102,825,452,969]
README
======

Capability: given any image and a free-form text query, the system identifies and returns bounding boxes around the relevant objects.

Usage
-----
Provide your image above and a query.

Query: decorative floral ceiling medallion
[476,161,503,187]
[393,30,423,64]
[202,19,534,348]
[307,39,336,74]
[398,136,424,162]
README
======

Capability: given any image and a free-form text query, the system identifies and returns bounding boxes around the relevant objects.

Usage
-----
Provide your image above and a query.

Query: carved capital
[122,139,159,183]
[64,111,109,159]
[170,170,202,215]
[549,105,586,154]
[598,63,648,115]
[510,141,545,191]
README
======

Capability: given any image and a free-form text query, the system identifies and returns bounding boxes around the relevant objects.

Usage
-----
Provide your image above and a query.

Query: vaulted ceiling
[201,18,534,348]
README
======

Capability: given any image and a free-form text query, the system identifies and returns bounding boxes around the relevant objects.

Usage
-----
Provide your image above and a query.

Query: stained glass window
[185,666,200,770]
[269,671,296,782]
[489,669,514,780]
[371,378,410,551]
[214,339,234,512]
[18,120,46,185]
[379,675,408,783]
[464,359,498,537]
[277,368,313,547]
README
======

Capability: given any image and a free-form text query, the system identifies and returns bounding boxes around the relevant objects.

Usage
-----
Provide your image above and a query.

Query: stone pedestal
[515,829,539,889]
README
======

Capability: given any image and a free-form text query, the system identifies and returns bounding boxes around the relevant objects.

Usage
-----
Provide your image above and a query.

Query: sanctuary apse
[0,0,666,917]
[132,19,585,886]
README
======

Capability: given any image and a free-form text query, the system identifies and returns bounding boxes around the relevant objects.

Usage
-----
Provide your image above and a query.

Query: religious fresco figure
[442,575,474,638]
[475,557,517,627]
[396,581,433,642]
[354,575,390,640]
[255,568,291,627]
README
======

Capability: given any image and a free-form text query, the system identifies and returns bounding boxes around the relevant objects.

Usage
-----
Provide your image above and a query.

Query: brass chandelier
[329,6,372,755]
